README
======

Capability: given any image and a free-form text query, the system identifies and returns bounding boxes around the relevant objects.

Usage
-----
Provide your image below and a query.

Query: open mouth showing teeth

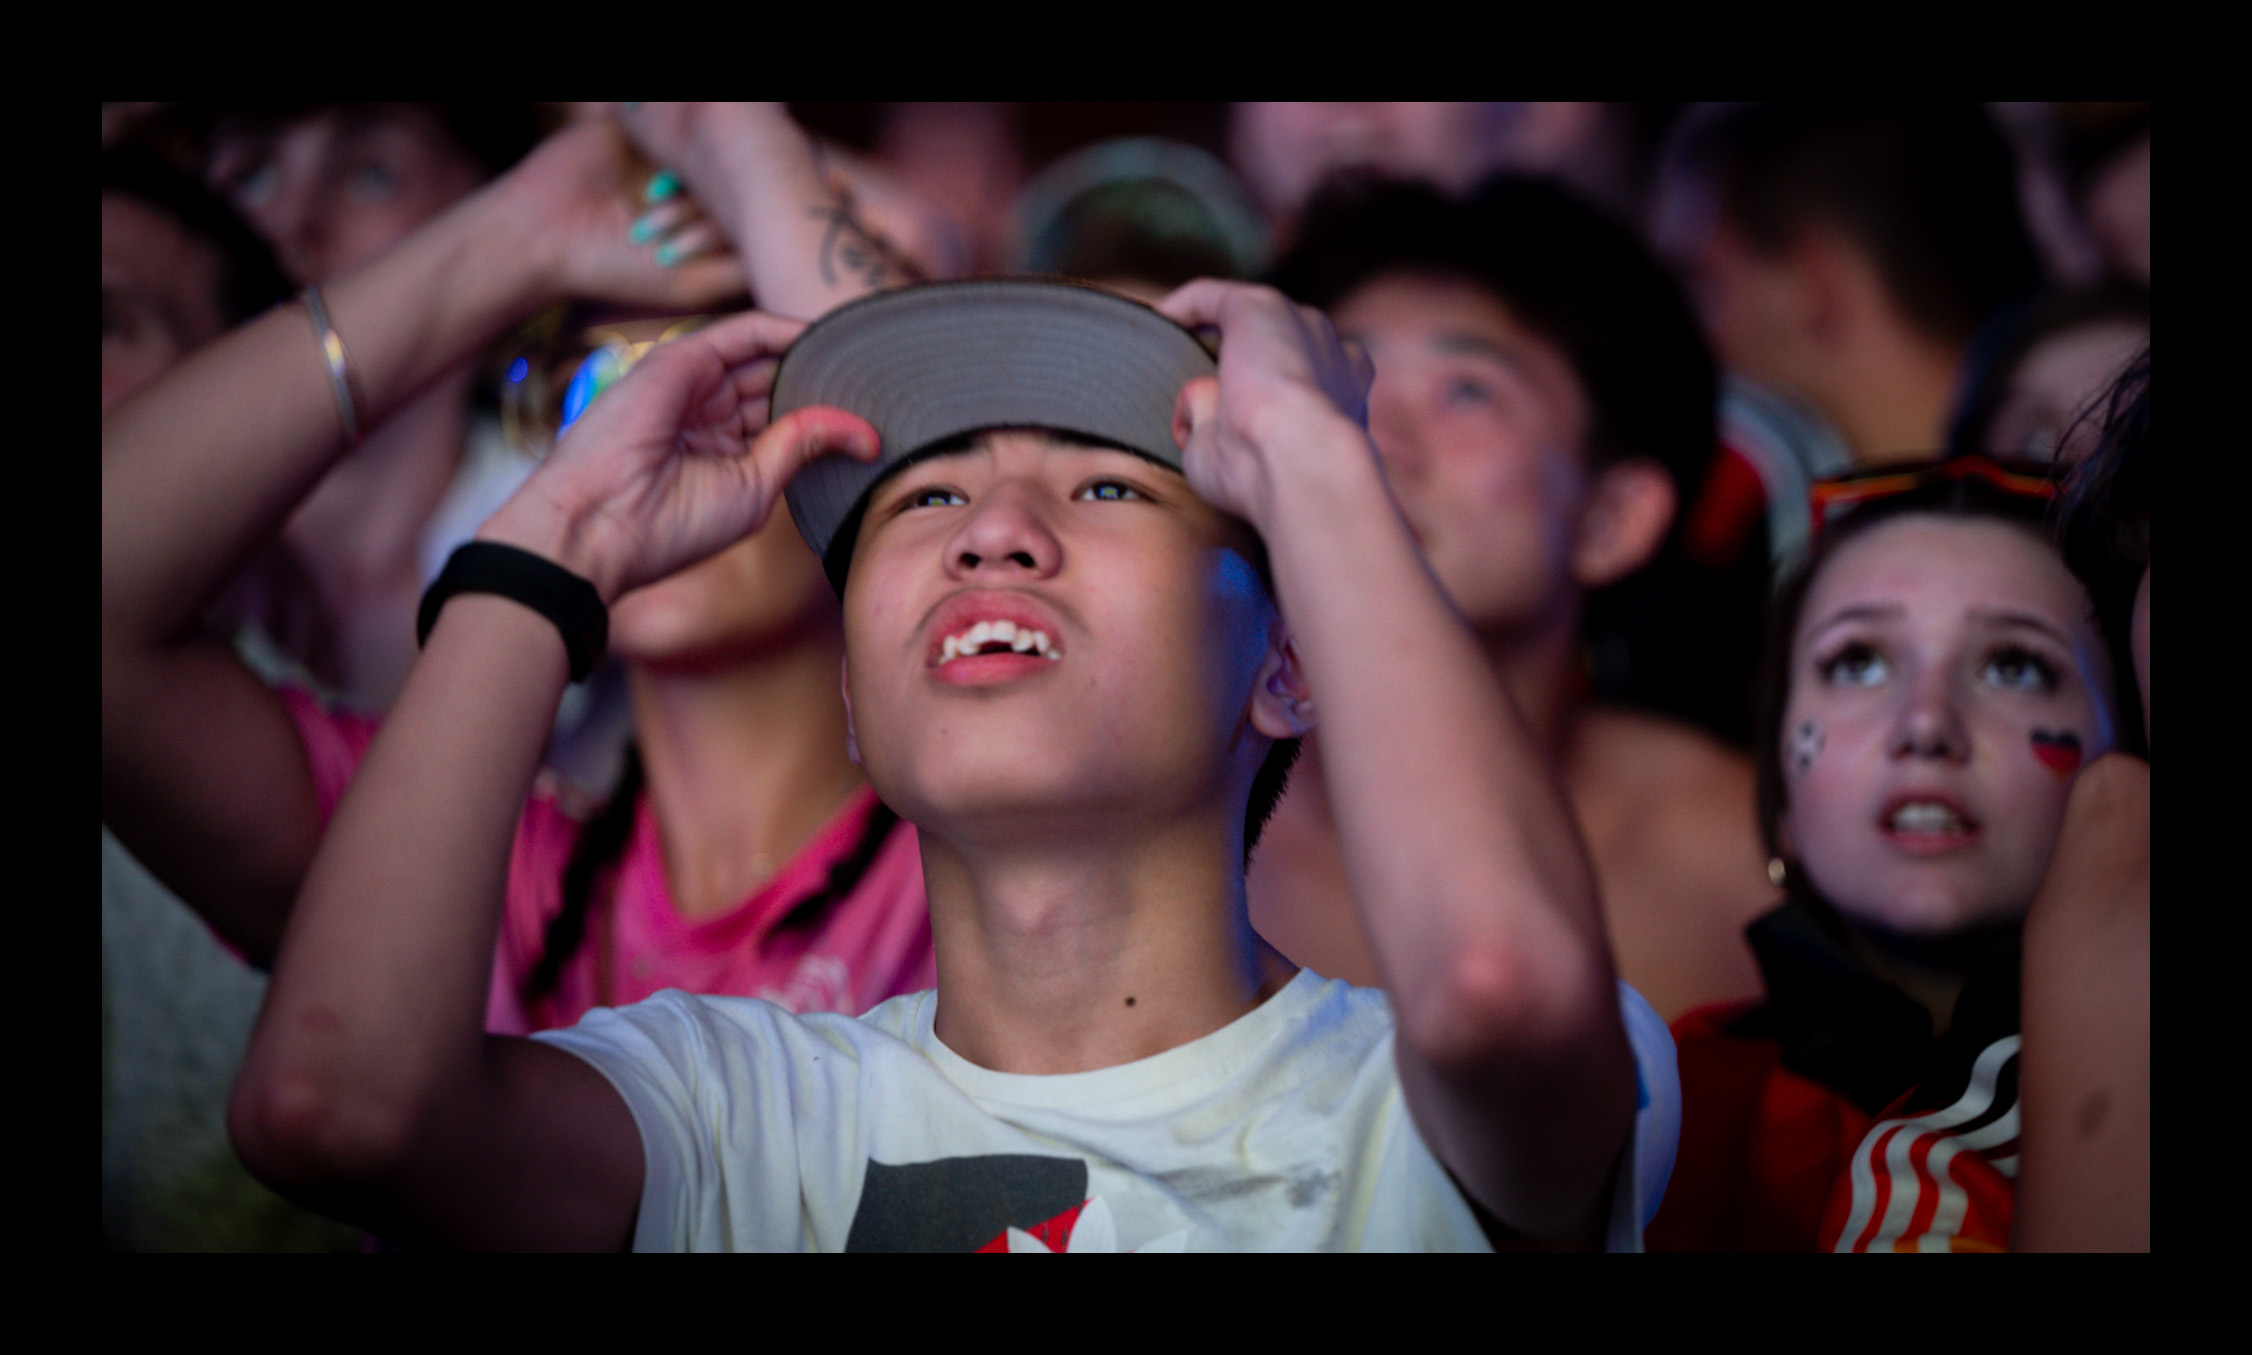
[939,619,1060,664]
[1888,801,1970,834]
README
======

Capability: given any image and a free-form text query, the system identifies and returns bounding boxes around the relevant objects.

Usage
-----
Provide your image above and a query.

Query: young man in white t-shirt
[230,279,1676,1251]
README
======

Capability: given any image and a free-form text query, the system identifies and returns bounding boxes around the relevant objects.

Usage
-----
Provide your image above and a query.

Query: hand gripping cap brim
[773,280,1217,593]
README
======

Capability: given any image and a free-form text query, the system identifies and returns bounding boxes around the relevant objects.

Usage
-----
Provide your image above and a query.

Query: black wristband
[417,541,608,683]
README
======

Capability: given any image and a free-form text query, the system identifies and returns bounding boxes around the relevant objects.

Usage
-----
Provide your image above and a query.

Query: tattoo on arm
[811,198,924,292]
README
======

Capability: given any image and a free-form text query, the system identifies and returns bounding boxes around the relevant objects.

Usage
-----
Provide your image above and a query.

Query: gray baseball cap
[773,279,1217,592]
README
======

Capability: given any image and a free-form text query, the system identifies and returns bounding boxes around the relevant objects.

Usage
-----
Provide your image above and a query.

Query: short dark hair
[1750,473,2125,865]
[1673,102,2040,349]
[102,144,291,327]
[1268,173,1718,504]
[1244,735,1303,864]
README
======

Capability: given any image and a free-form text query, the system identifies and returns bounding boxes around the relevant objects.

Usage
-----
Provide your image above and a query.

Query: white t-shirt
[539,970,1679,1252]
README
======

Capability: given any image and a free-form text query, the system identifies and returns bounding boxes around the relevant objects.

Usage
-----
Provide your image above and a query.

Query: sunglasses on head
[1807,453,2058,546]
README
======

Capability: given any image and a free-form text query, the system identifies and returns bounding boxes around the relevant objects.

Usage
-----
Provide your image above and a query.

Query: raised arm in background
[2014,752,2149,1251]
[1159,279,1637,1246]
[612,103,924,322]
[102,118,743,963]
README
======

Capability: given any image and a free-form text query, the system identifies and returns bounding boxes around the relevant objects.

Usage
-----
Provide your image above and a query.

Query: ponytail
[775,800,900,931]
[522,744,645,1007]
[521,751,902,1009]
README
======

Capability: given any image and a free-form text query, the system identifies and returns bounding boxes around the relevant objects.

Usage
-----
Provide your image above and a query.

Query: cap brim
[773,279,1216,589]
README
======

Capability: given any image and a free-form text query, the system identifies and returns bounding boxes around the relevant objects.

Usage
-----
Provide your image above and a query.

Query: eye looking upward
[1981,645,2060,694]
[1817,642,1891,688]
[904,485,966,510]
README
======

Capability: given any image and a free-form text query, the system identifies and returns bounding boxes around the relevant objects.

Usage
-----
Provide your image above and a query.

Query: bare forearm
[1153,279,1636,1238]
[1254,418,1633,1235]
[229,309,822,1247]
[665,106,915,320]
[232,589,643,1247]
[248,426,727,1089]
[2015,755,2150,1250]
[100,645,323,963]
[237,595,569,1180]
[1256,424,1613,1027]
[101,175,563,955]
[102,179,556,648]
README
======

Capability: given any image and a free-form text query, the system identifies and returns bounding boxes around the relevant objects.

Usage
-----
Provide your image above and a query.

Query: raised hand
[502,117,746,310]
[478,310,877,603]
[1155,279,1375,528]
[603,103,928,319]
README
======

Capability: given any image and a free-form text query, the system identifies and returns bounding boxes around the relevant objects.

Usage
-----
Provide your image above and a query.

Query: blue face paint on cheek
[1790,718,1824,778]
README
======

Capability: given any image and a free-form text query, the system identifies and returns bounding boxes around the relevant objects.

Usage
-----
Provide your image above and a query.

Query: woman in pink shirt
[105,108,937,1033]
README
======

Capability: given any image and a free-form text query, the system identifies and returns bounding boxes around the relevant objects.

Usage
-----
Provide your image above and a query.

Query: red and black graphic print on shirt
[845,1154,1087,1251]
[843,1154,1190,1252]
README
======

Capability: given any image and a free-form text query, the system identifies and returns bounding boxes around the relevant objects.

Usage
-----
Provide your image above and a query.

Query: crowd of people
[101,101,2150,1251]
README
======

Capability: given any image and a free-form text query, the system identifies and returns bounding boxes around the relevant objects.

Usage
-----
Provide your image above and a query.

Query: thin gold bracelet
[302,285,364,446]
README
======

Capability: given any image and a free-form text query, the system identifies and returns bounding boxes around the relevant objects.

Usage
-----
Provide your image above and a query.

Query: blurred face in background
[207,105,485,286]
[1983,320,2148,465]
[1650,162,1814,398]
[102,192,227,412]
[1336,271,1594,634]
[1669,215,1813,399]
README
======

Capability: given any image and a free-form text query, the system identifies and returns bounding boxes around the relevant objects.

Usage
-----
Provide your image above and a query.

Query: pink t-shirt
[282,687,935,1036]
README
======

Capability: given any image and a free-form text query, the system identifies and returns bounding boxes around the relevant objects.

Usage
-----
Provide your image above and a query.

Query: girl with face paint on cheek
[1651,467,2122,1254]
[1774,514,2114,946]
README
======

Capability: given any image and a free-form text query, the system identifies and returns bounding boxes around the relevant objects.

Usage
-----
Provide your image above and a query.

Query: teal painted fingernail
[642,169,679,204]
[621,102,642,112]
[655,242,681,268]
[629,211,659,244]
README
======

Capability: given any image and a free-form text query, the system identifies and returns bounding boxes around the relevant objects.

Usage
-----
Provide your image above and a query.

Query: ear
[840,655,861,766]
[1248,622,1317,741]
[1569,457,1677,589]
